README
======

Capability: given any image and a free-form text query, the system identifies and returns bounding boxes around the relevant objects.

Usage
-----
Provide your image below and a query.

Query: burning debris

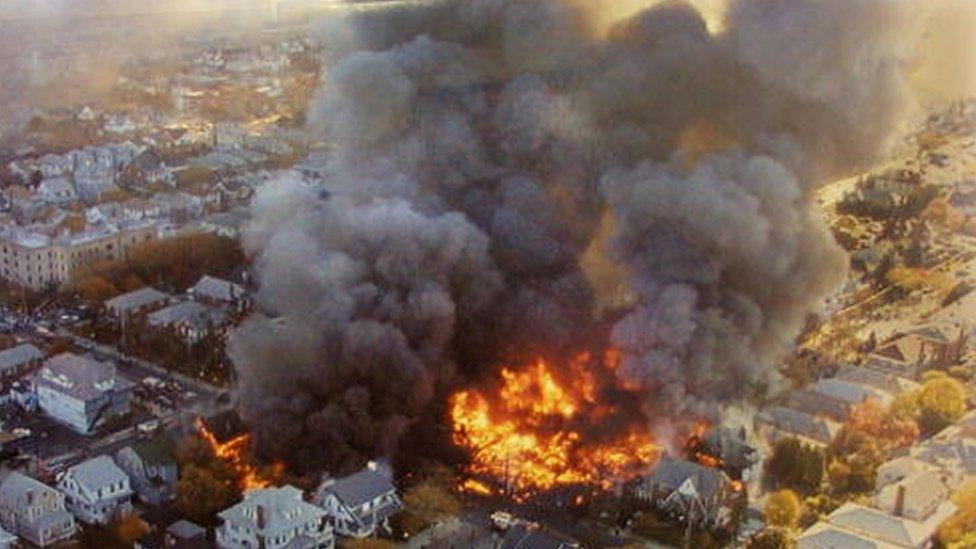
[195,414,281,491]
[228,0,976,478]
[450,352,658,498]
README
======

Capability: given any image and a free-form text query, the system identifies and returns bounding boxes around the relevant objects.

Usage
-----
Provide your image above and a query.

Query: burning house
[634,457,739,530]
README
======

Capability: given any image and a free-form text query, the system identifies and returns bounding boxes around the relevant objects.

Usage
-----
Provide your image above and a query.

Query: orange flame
[450,353,658,498]
[194,418,280,491]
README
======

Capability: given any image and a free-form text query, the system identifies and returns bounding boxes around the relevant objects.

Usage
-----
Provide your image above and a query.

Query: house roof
[876,457,939,487]
[320,468,397,509]
[35,353,134,402]
[0,472,61,509]
[105,287,170,314]
[130,434,177,466]
[66,455,129,494]
[147,301,226,329]
[218,485,326,538]
[874,471,948,518]
[647,457,729,501]
[834,365,920,396]
[0,343,43,373]
[812,378,893,406]
[798,521,902,549]
[189,275,244,303]
[826,503,931,547]
[758,406,842,442]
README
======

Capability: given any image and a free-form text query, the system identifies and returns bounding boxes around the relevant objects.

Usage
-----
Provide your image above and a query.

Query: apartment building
[0,221,157,290]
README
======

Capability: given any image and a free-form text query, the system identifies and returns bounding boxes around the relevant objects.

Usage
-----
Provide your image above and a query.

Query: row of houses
[0,452,403,549]
[105,275,249,342]
[797,410,976,548]
[755,324,963,448]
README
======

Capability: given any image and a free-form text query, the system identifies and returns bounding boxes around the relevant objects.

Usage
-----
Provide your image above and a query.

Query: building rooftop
[35,352,134,402]
[0,471,61,509]
[189,275,244,303]
[0,343,43,374]
[65,455,130,495]
[798,521,902,549]
[105,287,170,314]
[320,467,396,509]
[647,457,730,501]
[147,301,226,329]
[218,486,326,538]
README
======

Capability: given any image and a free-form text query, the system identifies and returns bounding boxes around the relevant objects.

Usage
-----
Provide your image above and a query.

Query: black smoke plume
[229,0,976,472]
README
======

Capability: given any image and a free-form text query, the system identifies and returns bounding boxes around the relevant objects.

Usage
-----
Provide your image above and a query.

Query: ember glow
[450,352,659,498]
[195,418,279,491]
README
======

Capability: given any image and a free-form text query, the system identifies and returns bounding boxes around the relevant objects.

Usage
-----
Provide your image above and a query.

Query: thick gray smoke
[229,0,976,472]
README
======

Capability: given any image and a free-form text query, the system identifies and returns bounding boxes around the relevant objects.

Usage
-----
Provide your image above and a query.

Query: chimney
[894,484,906,517]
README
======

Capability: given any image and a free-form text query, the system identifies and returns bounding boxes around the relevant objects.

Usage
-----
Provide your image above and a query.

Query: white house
[33,353,135,434]
[215,485,334,549]
[57,455,133,525]
[0,472,76,547]
[313,462,402,539]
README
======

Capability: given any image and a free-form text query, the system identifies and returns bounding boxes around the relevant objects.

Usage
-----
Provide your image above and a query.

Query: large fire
[195,418,279,491]
[450,352,659,499]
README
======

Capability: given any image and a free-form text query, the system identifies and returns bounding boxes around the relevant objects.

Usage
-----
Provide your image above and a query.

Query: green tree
[767,438,825,494]
[917,376,967,436]
[765,490,802,528]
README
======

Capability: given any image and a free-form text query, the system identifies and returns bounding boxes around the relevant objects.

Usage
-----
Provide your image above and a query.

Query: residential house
[151,192,204,222]
[755,406,842,446]
[633,457,736,530]
[189,275,248,311]
[105,287,171,324]
[33,353,135,434]
[876,457,943,490]
[869,325,966,379]
[37,178,78,206]
[58,455,133,524]
[788,379,894,421]
[314,462,402,539]
[147,301,228,342]
[215,485,334,549]
[199,209,248,239]
[0,472,76,546]
[115,434,179,506]
[834,365,921,396]
[873,471,951,522]
[0,344,43,382]
[122,198,163,221]
[801,501,956,548]
[798,521,903,549]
